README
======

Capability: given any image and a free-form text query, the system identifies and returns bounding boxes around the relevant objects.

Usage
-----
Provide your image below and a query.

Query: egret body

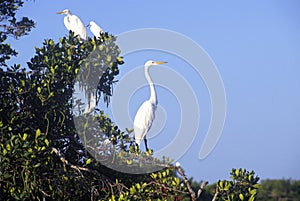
[89,21,104,38]
[133,60,167,151]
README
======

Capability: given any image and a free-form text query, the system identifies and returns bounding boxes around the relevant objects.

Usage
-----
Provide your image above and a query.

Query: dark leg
[144,138,149,151]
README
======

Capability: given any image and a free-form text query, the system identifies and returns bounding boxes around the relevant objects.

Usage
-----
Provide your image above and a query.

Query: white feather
[58,9,87,41]
[89,21,104,38]
[134,100,156,145]
[133,60,167,148]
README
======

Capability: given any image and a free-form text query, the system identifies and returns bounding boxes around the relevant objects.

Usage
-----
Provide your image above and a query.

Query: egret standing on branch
[133,60,167,151]
[56,9,87,41]
[88,21,104,38]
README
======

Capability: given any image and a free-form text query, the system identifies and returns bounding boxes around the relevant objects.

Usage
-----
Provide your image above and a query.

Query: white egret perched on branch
[56,9,87,41]
[133,60,167,151]
[88,21,104,38]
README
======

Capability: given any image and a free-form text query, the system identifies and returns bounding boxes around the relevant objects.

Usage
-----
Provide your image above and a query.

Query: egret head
[89,21,96,27]
[56,9,71,15]
[144,60,167,68]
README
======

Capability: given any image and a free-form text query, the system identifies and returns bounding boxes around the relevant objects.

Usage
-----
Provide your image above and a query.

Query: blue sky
[8,1,300,183]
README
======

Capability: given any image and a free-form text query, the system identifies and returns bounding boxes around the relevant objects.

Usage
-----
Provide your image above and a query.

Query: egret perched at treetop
[133,60,167,151]
[88,21,104,38]
[56,9,87,41]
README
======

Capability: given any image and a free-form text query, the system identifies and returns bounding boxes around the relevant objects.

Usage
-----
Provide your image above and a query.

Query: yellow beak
[154,61,168,65]
[56,11,65,14]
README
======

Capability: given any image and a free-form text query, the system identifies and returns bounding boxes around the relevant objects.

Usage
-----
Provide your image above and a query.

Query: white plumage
[134,101,156,145]
[89,21,104,38]
[57,9,87,41]
[133,60,167,151]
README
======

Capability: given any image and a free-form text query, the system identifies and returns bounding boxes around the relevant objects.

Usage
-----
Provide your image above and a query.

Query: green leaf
[239,193,244,200]
[142,182,147,189]
[130,186,136,195]
[35,129,41,139]
[20,79,25,86]
[110,195,115,201]
[86,158,92,165]
[235,169,240,177]
[37,87,41,93]
[175,177,180,185]
[33,163,41,168]
[136,183,141,191]
[151,173,157,179]
[50,67,55,74]
[6,143,11,151]
[107,55,111,62]
[22,133,28,141]
[249,194,255,201]
[218,180,223,189]
[250,189,257,195]
[48,92,54,98]
[44,139,49,146]
[49,39,54,46]
[3,173,12,179]
[3,149,7,156]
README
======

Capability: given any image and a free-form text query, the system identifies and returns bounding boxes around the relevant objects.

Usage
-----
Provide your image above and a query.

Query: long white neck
[145,65,157,105]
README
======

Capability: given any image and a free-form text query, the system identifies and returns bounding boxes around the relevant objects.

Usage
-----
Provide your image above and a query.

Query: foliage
[0,1,190,200]
[0,1,265,200]
[214,168,260,201]
[257,179,300,201]
[0,0,35,67]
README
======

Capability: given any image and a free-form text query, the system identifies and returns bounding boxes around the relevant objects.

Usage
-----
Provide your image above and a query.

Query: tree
[212,168,260,201]
[0,0,34,67]
[257,179,300,201]
[0,1,261,200]
[0,1,190,200]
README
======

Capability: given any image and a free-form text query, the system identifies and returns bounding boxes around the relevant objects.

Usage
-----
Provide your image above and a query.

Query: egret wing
[90,23,103,38]
[133,101,156,145]
[69,15,87,40]
[63,16,72,31]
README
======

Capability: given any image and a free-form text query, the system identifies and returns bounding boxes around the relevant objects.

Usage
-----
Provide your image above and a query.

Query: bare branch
[212,186,219,201]
[176,166,196,201]
[197,181,209,199]
[51,147,129,197]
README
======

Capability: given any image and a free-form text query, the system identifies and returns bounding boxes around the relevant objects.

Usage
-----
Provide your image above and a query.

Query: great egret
[133,60,167,151]
[56,9,88,41]
[88,21,104,38]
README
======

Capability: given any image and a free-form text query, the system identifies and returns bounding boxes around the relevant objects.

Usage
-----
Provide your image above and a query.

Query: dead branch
[176,166,196,201]
[212,186,219,201]
[197,181,209,199]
